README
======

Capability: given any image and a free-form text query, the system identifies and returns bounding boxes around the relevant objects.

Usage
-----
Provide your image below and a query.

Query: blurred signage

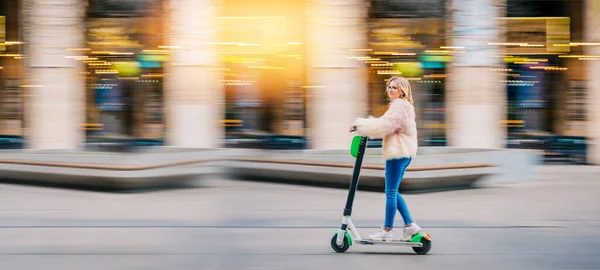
[370,0,445,18]
[503,17,570,54]
[138,54,169,62]
[138,53,169,68]
[392,62,423,76]
[369,18,442,51]
[112,62,142,76]
[87,18,144,49]
[420,55,452,62]
[545,17,570,53]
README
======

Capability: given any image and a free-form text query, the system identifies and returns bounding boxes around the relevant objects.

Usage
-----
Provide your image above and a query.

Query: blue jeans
[384,157,413,229]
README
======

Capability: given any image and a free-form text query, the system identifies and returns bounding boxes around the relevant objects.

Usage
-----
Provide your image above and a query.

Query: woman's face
[386,80,403,100]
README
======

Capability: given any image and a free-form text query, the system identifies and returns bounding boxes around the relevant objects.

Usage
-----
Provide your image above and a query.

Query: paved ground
[1,165,599,270]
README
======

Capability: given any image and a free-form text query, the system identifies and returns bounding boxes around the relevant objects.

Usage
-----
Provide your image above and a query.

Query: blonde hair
[386,76,414,105]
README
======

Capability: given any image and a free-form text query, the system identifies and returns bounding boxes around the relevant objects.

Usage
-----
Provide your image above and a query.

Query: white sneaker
[369,227,394,240]
[402,223,421,241]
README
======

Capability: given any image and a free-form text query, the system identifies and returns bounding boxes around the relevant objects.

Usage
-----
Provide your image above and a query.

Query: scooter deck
[357,239,423,247]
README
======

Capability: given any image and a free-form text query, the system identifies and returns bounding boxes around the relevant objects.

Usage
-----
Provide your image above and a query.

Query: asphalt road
[1,165,599,270]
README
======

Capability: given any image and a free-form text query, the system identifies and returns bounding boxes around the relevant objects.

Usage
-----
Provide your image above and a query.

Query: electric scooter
[330,135,432,255]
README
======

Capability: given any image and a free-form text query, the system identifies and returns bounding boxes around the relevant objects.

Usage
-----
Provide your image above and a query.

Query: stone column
[165,0,223,148]
[306,0,369,149]
[586,0,600,164]
[446,0,506,149]
[22,0,86,149]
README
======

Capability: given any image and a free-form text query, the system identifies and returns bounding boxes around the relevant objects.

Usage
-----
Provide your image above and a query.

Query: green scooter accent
[411,232,432,243]
[334,231,353,246]
[350,136,363,158]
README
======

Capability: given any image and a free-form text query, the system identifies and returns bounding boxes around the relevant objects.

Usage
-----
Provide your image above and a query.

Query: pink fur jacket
[353,98,418,160]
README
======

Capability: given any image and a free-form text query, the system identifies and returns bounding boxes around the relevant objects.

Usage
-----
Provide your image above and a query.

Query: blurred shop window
[87,0,161,18]
[283,83,304,121]
[567,81,586,121]
[507,0,569,17]
[0,0,25,138]
[144,84,163,124]
[370,0,445,18]
[1,79,22,119]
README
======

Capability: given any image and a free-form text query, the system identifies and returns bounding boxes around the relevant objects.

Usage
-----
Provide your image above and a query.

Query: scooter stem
[343,136,368,218]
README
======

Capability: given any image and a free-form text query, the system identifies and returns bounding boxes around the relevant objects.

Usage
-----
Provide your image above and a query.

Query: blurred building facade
[1,0,600,163]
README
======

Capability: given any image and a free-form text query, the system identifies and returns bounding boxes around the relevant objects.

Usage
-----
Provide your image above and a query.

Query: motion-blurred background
[0,0,598,163]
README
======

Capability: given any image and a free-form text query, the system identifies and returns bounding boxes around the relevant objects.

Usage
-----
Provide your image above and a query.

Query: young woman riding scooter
[350,76,421,241]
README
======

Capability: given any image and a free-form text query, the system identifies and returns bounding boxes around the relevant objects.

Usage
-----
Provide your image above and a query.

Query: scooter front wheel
[330,233,350,253]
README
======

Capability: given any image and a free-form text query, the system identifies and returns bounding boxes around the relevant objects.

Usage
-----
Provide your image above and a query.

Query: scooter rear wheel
[330,234,350,253]
[412,238,431,255]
